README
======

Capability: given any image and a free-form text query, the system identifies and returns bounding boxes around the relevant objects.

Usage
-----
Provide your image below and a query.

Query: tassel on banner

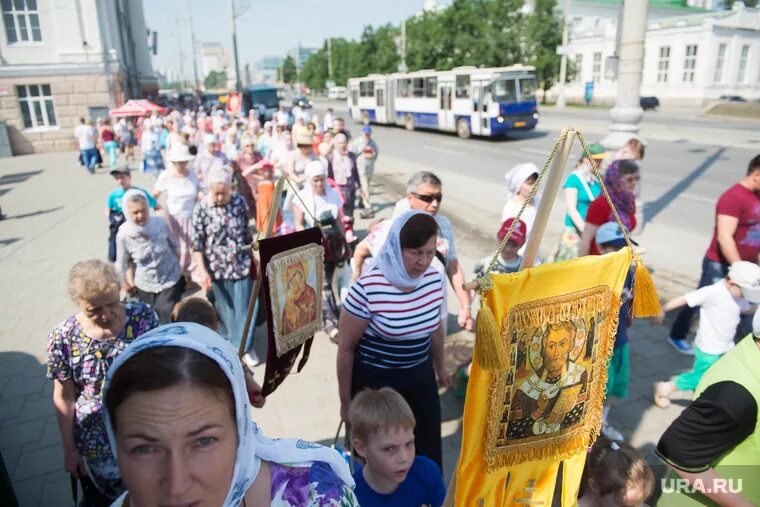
[475,304,508,371]
[633,257,662,318]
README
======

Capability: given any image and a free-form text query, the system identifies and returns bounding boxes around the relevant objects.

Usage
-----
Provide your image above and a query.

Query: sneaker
[600,422,625,441]
[667,337,695,355]
[243,352,262,369]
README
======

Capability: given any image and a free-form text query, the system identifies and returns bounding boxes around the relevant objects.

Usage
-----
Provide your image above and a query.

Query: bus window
[492,79,517,103]
[352,89,358,106]
[413,78,424,97]
[369,81,375,96]
[518,78,538,102]
[455,75,470,98]
[377,88,384,106]
[398,79,411,97]
[425,77,437,98]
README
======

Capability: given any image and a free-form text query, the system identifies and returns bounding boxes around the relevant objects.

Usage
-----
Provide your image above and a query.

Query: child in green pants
[653,261,760,407]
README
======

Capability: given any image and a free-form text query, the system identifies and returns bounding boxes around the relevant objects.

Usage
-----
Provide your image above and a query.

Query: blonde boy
[350,387,445,506]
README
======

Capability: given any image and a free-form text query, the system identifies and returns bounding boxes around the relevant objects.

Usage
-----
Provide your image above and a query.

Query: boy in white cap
[653,260,760,407]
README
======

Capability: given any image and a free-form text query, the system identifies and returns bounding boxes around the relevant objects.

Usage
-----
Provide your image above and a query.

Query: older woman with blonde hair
[46,259,158,503]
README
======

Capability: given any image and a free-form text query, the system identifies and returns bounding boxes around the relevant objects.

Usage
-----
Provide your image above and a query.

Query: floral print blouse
[191,192,253,281]
[270,461,359,506]
[46,302,159,499]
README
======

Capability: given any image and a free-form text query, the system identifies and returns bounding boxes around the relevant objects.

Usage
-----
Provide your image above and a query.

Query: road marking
[677,192,715,204]
[423,145,463,156]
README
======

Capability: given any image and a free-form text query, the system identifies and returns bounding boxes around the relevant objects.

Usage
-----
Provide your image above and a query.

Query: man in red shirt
[668,154,760,354]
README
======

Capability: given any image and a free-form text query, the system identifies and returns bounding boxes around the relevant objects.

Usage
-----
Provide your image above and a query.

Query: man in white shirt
[74,117,98,174]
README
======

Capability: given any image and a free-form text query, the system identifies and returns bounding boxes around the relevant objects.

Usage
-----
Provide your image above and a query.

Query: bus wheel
[457,118,471,139]
[405,114,415,131]
[361,111,370,124]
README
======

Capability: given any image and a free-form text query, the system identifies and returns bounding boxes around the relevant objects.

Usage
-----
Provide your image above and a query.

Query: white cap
[729,261,760,304]
[304,160,327,181]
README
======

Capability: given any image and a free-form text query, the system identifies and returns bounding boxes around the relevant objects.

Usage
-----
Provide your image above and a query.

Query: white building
[254,57,283,84]
[201,43,231,77]
[559,2,760,105]
[0,0,157,155]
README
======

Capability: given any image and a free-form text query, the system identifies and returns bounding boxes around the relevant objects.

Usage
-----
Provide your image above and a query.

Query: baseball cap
[497,218,527,247]
[586,143,606,160]
[728,261,760,304]
[109,166,131,177]
[362,125,372,135]
[595,222,638,249]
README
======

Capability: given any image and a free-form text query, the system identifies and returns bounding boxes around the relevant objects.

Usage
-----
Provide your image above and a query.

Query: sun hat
[595,221,638,249]
[166,143,195,162]
[728,261,760,304]
[497,218,527,247]
[294,133,314,146]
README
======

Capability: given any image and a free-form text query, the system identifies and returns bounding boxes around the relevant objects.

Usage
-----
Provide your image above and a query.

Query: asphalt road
[315,99,759,285]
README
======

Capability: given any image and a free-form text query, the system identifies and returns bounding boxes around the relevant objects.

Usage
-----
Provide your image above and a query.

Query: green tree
[204,70,227,89]
[522,0,562,102]
[301,48,328,90]
[281,55,297,83]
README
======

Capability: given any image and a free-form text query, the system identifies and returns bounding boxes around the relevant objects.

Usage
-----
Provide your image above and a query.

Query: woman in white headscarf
[294,160,348,339]
[338,210,450,470]
[103,323,358,506]
[501,162,539,254]
[115,189,183,324]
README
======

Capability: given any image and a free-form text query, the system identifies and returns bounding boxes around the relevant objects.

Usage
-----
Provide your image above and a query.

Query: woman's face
[208,183,232,207]
[287,270,305,298]
[298,144,312,156]
[310,175,326,195]
[621,171,641,193]
[127,199,149,227]
[402,235,437,279]
[519,174,537,199]
[78,289,123,330]
[244,143,254,153]
[115,383,237,507]
[334,138,347,153]
[173,160,189,174]
[615,145,638,161]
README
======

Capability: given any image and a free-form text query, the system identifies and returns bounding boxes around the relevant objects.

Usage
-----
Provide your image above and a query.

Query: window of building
[412,77,424,97]
[574,54,583,84]
[455,75,470,98]
[657,46,670,82]
[2,0,41,43]
[682,44,698,83]
[738,44,750,83]
[16,84,56,129]
[592,52,601,84]
[424,77,437,98]
[713,43,726,83]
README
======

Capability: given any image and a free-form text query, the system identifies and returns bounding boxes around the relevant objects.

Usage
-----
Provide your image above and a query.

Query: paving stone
[1,374,47,400]
[11,474,44,507]
[39,471,70,507]
[0,419,45,450]
[0,398,24,422]
[17,397,54,423]
[12,444,63,481]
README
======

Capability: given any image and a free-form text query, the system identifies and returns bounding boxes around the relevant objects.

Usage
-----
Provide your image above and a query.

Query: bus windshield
[491,79,517,103]
[249,89,279,108]
[519,78,538,102]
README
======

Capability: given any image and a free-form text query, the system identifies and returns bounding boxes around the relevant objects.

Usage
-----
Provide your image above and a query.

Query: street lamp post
[186,0,200,91]
[230,0,242,93]
[556,0,570,108]
[601,0,649,150]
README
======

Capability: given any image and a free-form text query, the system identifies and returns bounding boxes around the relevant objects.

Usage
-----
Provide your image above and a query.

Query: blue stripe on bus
[360,109,377,121]
[499,101,537,116]
[395,111,439,129]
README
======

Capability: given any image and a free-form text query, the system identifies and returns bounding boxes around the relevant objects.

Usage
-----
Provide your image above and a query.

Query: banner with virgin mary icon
[258,227,324,396]
[453,248,631,506]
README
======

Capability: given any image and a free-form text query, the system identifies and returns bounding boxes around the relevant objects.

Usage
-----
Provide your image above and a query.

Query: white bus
[347,65,539,138]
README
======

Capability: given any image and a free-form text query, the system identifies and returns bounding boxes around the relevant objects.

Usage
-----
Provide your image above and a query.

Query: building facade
[0,0,157,155]
[200,43,231,77]
[254,57,283,84]
[559,2,760,105]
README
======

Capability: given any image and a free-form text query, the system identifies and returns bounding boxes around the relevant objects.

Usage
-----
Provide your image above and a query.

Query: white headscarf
[504,162,539,205]
[374,210,436,291]
[103,323,355,507]
[120,189,161,238]
[298,161,342,225]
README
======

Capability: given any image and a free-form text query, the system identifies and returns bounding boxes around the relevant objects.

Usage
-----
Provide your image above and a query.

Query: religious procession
[2,1,760,506]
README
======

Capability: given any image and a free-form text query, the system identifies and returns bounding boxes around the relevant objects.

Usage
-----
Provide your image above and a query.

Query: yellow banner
[454,248,632,506]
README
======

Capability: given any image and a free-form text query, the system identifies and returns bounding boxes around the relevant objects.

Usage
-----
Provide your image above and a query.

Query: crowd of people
[51,99,760,506]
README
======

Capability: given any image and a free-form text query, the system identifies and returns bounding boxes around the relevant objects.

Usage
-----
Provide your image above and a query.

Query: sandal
[653,381,673,408]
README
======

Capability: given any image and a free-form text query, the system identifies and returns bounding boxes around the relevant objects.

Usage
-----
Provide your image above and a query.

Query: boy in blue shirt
[350,387,446,507]
[105,166,157,261]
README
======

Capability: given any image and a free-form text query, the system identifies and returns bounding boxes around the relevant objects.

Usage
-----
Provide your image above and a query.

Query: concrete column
[601,0,649,150]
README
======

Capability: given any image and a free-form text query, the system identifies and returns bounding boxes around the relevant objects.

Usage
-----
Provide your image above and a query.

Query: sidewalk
[0,150,696,505]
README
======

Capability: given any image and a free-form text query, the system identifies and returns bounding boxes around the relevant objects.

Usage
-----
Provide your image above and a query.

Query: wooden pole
[444,129,577,507]
[238,177,287,358]
[520,128,576,270]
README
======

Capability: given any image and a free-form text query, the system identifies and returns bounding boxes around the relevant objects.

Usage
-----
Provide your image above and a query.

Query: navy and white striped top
[343,265,445,369]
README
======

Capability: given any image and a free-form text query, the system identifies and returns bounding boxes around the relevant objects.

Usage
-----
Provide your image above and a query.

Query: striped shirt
[344,265,445,369]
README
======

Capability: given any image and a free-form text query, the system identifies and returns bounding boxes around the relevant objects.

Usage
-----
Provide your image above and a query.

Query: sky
[142,0,447,80]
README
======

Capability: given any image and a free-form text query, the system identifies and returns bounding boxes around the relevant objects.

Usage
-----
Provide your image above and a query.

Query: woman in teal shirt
[553,144,604,261]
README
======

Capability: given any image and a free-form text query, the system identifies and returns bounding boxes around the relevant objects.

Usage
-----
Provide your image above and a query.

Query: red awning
[109,99,167,118]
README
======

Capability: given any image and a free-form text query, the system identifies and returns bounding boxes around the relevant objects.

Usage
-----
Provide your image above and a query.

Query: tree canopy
[301,0,563,95]
[204,70,227,90]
